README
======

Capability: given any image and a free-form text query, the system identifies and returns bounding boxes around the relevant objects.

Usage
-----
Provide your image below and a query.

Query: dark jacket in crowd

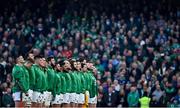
[1,93,14,107]
[102,91,118,107]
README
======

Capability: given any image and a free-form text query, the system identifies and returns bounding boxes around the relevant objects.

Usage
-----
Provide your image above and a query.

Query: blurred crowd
[0,0,179,107]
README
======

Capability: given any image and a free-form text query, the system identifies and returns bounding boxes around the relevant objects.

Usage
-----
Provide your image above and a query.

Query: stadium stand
[0,0,179,107]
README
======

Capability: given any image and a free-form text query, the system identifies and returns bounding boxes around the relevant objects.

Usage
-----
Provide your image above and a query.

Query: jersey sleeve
[56,74,62,95]
[81,73,86,93]
[12,66,27,93]
[61,74,67,94]
[30,66,36,89]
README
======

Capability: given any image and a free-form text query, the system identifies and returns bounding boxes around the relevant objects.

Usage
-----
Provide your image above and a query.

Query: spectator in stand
[171,89,180,107]
[165,82,177,106]
[0,0,179,107]
[102,86,118,107]
[127,85,140,107]
[151,84,164,107]
[1,83,14,107]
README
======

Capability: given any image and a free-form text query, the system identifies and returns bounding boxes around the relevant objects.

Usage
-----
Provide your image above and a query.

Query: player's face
[86,63,90,68]
[64,60,71,70]
[39,59,43,67]
[83,64,87,72]
[77,62,81,70]
[86,62,93,69]
[73,62,78,69]
[18,56,25,63]
[29,53,34,60]
[56,64,61,71]
[50,58,56,65]
[39,58,46,67]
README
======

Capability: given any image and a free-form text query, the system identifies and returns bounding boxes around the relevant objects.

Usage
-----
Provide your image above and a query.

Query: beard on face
[63,65,71,71]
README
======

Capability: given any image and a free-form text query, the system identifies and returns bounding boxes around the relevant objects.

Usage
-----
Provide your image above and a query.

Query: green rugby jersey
[75,71,82,94]
[62,72,72,93]
[29,64,36,90]
[60,72,66,94]
[21,66,30,92]
[83,71,92,91]
[79,71,86,93]
[89,72,98,98]
[12,64,29,93]
[33,65,48,92]
[46,66,56,92]
[41,67,48,92]
[69,71,78,93]
[53,71,62,96]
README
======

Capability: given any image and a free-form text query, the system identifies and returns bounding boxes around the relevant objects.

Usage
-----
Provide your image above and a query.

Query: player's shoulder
[13,64,22,70]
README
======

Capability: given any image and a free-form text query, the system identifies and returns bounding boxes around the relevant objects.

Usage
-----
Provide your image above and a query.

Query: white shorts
[43,91,52,106]
[12,92,21,101]
[63,93,70,103]
[22,93,29,102]
[76,94,80,103]
[69,93,77,103]
[89,96,97,104]
[78,93,85,104]
[22,89,33,102]
[32,91,44,103]
[28,90,33,100]
[52,94,64,104]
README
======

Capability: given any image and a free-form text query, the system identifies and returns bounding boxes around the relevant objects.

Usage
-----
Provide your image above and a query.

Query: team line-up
[12,53,98,108]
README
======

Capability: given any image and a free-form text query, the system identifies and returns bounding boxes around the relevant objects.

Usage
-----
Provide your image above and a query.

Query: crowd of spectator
[0,0,179,107]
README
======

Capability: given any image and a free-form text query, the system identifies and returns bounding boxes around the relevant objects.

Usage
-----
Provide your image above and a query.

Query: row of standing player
[12,53,98,108]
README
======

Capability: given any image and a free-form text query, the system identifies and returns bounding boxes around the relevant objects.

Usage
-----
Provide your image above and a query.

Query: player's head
[60,59,71,71]
[79,57,87,64]
[55,62,62,72]
[16,55,25,64]
[76,60,82,71]
[40,57,47,68]
[28,53,34,61]
[34,55,42,64]
[24,58,34,68]
[47,56,56,67]
[86,61,93,70]
[70,59,77,70]
[81,63,87,72]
